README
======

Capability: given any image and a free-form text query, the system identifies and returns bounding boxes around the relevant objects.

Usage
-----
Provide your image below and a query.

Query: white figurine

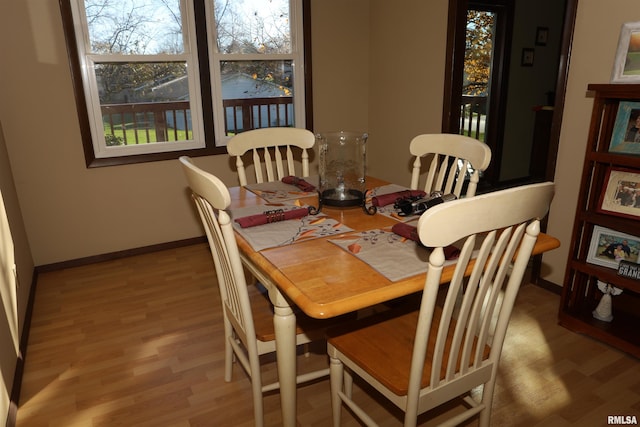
[592,280,623,322]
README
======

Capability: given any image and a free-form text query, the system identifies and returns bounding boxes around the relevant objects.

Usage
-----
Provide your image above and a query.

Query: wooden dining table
[229,176,560,427]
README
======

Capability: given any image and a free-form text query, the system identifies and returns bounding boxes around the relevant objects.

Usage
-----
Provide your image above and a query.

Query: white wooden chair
[226,127,315,186]
[409,133,492,198]
[179,156,340,427]
[327,182,555,427]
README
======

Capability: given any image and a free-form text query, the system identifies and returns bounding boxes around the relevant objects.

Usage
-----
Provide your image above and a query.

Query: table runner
[231,204,353,251]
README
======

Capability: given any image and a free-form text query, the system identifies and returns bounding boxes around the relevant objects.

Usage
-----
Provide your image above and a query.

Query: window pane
[85,0,184,54]
[220,60,294,135]
[214,0,291,54]
[97,62,194,145]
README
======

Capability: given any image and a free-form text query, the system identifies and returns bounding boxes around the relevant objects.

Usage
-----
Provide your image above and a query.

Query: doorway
[450,0,513,187]
[443,0,576,191]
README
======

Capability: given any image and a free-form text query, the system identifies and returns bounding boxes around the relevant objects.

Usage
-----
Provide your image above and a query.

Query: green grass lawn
[104,124,190,145]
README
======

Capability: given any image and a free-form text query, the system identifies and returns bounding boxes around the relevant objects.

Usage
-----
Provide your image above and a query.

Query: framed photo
[521,48,534,66]
[587,225,640,269]
[611,21,640,83]
[609,101,640,154]
[598,167,640,219]
[535,27,549,46]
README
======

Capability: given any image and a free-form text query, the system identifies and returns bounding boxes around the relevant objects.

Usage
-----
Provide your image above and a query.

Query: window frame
[59,0,313,168]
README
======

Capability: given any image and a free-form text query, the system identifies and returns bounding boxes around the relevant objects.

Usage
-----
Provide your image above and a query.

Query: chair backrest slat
[227,127,316,186]
[410,134,491,198]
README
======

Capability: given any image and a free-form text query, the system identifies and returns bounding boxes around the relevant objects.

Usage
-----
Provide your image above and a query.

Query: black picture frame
[521,48,534,66]
[535,26,549,46]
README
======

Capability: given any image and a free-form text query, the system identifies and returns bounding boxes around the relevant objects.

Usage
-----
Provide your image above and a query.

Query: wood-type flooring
[15,243,640,426]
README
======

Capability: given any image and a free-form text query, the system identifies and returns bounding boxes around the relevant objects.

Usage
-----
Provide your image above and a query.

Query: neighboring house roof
[149,75,190,101]
[220,73,289,99]
[108,72,291,104]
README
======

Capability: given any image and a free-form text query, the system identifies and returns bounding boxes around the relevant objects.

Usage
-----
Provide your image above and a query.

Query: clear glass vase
[316,131,368,208]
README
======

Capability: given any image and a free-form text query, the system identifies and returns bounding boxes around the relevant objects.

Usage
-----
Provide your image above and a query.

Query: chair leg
[250,359,265,427]
[224,335,234,382]
[478,381,496,427]
[329,355,344,427]
[251,381,264,427]
[344,370,353,399]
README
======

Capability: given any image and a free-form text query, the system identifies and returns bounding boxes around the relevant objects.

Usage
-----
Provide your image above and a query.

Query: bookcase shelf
[559,84,640,359]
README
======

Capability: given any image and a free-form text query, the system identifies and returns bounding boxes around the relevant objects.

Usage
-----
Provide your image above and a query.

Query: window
[207,0,306,144]
[60,0,308,167]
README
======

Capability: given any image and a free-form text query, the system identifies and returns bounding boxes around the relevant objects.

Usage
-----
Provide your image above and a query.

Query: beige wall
[311,0,449,187]
[367,0,449,186]
[310,0,371,133]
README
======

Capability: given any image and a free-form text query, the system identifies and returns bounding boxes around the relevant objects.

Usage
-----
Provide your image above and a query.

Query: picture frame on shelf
[597,167,640,219]
[587,225,640,270]
[610,101,640,154]
[611,21,640,83]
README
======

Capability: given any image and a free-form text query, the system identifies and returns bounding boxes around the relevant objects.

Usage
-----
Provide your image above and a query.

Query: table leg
[271,290,297,427]
[239,256,298,426]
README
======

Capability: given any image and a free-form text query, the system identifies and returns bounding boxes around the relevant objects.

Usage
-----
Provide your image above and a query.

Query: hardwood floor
[15,243,640,426]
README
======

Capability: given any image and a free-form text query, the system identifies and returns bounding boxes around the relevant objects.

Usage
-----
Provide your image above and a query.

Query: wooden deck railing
[101,101,191,145]
[101,96,293,145]
[459,95,487,141]
[223,97,293,135]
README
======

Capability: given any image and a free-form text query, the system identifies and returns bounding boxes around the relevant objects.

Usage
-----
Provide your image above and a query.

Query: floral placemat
[245,176,319,203]
[328,228,460,282]
[328,229,429,281]
[230,204,353,252]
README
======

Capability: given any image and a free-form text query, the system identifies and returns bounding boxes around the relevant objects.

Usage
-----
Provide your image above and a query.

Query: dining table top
[230,176,561,319]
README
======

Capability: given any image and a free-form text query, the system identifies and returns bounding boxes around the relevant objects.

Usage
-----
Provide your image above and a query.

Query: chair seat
[249,284,354,342]
[327,306,491,396]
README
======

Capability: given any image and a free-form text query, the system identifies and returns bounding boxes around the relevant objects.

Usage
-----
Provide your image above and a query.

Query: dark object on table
[395,191,457,216]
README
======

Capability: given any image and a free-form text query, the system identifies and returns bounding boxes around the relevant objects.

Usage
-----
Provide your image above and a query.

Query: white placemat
[328,229,430,281]
[328,229,461,282]
[366,184,418,222]
[231,204,353,252]
[245,176,319,202]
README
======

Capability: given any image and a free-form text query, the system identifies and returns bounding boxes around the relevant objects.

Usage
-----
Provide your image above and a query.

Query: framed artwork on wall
[521,48,534,66]
[535,27,549,46]
[611,21,640,83]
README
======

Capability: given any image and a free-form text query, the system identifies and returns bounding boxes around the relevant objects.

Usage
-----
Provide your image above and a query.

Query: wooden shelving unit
[559,84,640,359]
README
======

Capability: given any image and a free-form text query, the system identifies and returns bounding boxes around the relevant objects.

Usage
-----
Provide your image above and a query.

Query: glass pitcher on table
[313,131,375,214]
